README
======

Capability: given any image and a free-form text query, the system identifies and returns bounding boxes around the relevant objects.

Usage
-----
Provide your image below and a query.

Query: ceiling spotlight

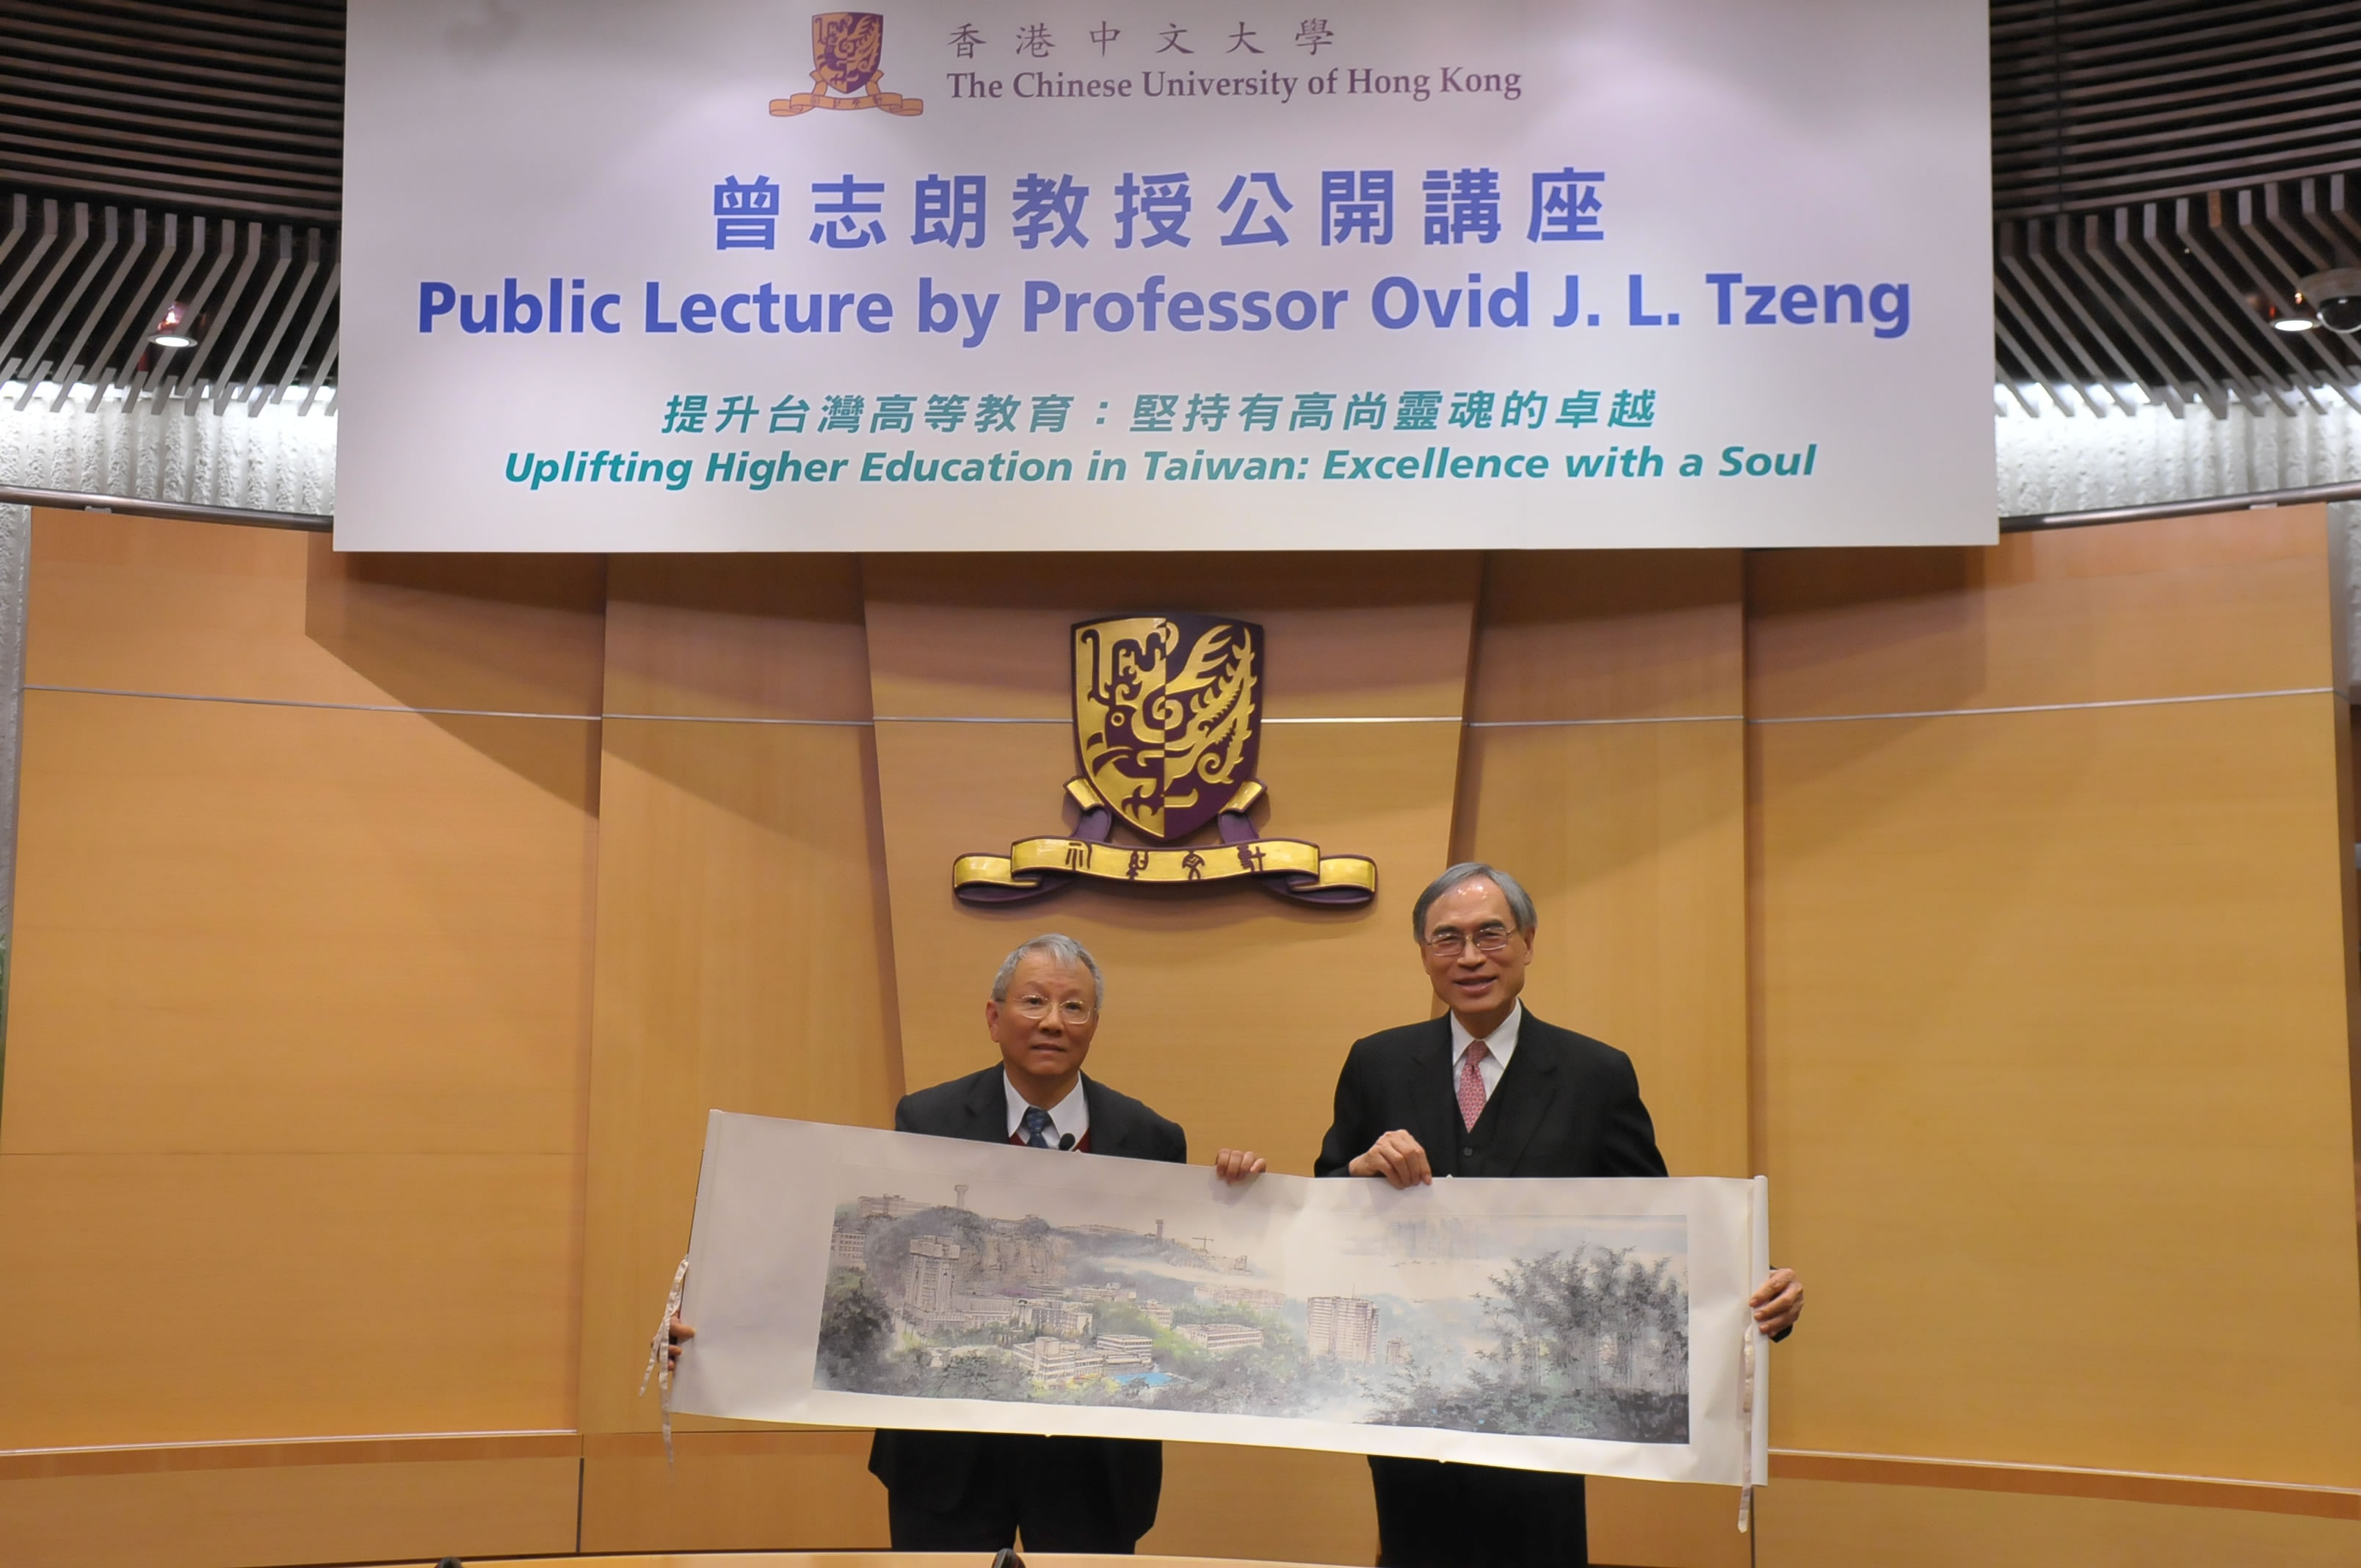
[2295,268,2361,334]
[2272,311,2317,333]
[148,301,196,349]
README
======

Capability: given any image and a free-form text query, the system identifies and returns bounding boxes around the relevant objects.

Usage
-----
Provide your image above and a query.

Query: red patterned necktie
[1457,1041,1491,1130]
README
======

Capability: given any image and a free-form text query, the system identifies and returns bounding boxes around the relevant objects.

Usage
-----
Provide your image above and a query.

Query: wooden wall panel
[1747,507,2334,720]
[1463,551,1745,727]
[1141,1447,1377,1564]
[1,511,603,1458]
[29,511,605,716]
[580,1431,888,1553]
[0,1456,581,1568]
[1755,1478,2361,1568]
[577,556,901,1453]
[1751,513,2361,1493]
[0,1150,580,1448]
[1451,553,1749,1568]
[3,693,598,1157]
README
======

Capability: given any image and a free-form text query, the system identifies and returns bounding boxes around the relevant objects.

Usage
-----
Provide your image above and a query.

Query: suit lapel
[1484,1017,1562,1174]
[962,1067,1008,1144]
[1410,1017,1460,1176]
[1080,1075,1126,1157]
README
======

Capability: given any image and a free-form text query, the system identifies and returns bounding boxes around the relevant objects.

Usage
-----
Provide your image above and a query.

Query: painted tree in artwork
[816,1277,896,1390]
[1373,1245,1689,1443]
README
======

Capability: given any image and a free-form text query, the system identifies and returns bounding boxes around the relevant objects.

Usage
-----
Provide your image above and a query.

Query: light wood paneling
[3,692,598,1155]
[600,555,871,722]
[27,509,605,716]
[863,553,1479,1177]
[0,1456,581,1568]
[1750,509,2361,1493]
[579,558,900,1438]
[1453,722,1747,1180]
[1,509,603,1462]
[1465,551,1744,724]
[580,1431,888,1552]
[1747,507,2335,720]
[1140,1445,1377,1565]
[1586,1480,1747,1568]
[1755,1478,2361,1568]
[0,1151,581,1447]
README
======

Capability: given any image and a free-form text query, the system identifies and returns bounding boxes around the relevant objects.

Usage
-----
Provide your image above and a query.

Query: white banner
[668,1114,1769,1484]
[344,0,1992,551]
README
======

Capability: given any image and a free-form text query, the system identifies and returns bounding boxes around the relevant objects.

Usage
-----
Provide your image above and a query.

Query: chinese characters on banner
[341,1,1992,551]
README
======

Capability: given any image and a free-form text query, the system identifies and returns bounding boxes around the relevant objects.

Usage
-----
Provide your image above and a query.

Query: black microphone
[1058,1133,1078,1151]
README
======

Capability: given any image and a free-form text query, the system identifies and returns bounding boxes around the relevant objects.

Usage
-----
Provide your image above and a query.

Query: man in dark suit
[667,932,1245,1552]
[866,930,1194,1554]
[1307,863,1803,1568]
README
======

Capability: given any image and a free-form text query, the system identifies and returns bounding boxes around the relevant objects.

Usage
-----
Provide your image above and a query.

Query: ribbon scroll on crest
[954,779,1377,907]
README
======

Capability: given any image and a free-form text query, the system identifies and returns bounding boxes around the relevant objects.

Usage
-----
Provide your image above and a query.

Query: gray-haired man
[866,932,1244,1553]
[669,933,1261,1552]
[1310,863,1802,1568]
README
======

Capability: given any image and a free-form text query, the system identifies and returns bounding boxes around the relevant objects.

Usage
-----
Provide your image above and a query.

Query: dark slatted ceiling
[1992,0,2361,217]
[0,0,342,223]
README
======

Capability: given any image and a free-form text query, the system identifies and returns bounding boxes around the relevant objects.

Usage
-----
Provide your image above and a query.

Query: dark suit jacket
[867,1065,1186,1543]
[1314,1010,1667,1180]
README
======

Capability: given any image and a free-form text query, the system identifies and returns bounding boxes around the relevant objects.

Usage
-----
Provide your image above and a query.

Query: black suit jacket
[867,1065,1186,1542]
[1315,1010,1667,1180]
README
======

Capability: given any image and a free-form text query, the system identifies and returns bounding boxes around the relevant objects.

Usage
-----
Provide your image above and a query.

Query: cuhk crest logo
[770,12,924,117]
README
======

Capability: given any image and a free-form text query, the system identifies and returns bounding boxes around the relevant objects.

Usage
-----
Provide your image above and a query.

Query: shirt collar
[1004,1071,1091,1143]
[1448,1000,1523,1072]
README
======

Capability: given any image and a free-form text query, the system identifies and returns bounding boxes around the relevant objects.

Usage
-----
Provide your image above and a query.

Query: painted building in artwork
[1385,1337,1410,1365]
[1308,1295,1380,1362]
[904,1235,962,1315]
[950,1295,1018,1326]
[1094,1333,1156,1368]
[828,1226,867,1269]
[1016,1297,1094,1338]
[1178,1322,1265,1355]
[1028,1336,1108,1379]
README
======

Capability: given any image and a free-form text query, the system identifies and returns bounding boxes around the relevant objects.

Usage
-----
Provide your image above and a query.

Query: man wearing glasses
[866,931,1250,1553]
[1308,863,1803,1568]
[670,932,1255,1550]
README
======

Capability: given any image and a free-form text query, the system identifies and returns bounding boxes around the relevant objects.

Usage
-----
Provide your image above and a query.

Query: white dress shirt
[1448,1001,1524,1111]
[1004,1071,1091,1146]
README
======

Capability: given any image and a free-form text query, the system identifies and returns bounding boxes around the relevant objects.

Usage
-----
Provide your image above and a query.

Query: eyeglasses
[1422,924,1517,957]
[1010,993,1095,1024]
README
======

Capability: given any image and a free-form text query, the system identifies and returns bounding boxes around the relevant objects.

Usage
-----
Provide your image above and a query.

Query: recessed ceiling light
[148,301,196,349]
[2273,314,2317,333]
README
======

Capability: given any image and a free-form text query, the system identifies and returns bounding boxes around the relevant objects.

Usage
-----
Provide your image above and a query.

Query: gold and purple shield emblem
[810,12,885,96]
[1073,615,1261,844]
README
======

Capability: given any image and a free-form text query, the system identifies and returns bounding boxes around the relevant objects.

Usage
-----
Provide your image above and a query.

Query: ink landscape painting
[670,1115,1763,1483]
[811,1175,1691,1445]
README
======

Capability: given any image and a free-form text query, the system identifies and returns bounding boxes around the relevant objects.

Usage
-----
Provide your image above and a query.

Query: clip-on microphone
[1058,1133,1078,1151]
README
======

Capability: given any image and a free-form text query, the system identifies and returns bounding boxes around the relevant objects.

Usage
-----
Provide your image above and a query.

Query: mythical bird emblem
[770,12,923,117]
[1073,615,1261,843]
[808,12,884,96]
